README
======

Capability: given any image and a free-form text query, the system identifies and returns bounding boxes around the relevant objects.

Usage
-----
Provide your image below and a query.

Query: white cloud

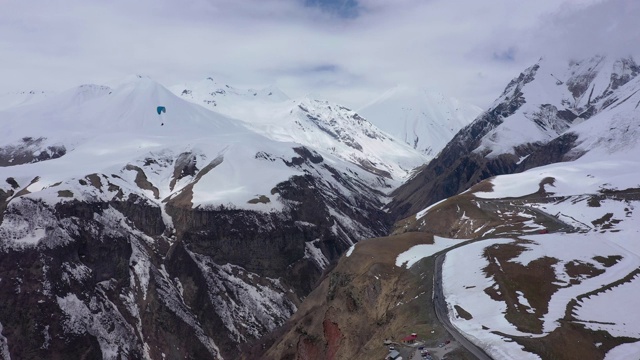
[0,0,637,109]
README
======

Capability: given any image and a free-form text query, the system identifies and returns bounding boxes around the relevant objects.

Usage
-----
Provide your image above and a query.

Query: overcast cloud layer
[1,0,638,108]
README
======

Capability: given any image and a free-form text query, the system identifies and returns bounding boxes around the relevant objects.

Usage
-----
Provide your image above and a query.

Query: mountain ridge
[388,55,640,220]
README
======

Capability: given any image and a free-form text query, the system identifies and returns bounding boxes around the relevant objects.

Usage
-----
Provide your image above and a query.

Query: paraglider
[157,106,166,126]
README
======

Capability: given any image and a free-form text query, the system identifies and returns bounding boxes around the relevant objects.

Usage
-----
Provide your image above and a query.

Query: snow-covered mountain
[390,55,640,219]
[171,76,290,109]
[358,86,482,157]
[0,76,425,359]
[475,55,639,157]
[173,79,428,181]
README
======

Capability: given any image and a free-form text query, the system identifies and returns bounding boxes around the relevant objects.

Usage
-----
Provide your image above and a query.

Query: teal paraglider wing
[156,106,166,115]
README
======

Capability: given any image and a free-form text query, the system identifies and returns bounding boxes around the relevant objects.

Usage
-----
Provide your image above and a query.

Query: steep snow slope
[173,79,428,182]
[3,77,246,141]
[358,85,482,157]
[0,77,401,359]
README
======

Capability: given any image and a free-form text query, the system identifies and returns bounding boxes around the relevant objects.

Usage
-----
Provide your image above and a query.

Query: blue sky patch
[304,0,360,18]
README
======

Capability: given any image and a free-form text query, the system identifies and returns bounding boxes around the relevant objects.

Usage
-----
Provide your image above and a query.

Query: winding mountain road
[433,252,492,360]
[429,199,580,360]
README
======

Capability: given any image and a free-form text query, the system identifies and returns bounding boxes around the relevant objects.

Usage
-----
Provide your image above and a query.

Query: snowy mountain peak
[172,82,427,181]
[236,96,427,181]
[358,85,482,157]
[562,55,638,109]
[476,55,640,157]
[1,78,247,145]
[171,78,289,109]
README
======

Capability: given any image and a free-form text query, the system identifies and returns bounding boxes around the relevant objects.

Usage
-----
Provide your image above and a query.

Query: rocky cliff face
[0,147,391,359]
[389,56,640,220]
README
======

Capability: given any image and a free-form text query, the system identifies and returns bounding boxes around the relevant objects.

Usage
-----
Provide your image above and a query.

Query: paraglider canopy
[156,106,166,115]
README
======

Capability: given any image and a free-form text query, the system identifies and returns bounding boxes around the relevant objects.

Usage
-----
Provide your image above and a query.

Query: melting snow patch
[395,236,461,267]
[345,244,355,257]
[415,198,447,220]
[516,291,535,314]
[304,239,329,269]
[516,154,530,165]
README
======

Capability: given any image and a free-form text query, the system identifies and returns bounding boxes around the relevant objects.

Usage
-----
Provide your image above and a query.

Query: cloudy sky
[1,0,638,108]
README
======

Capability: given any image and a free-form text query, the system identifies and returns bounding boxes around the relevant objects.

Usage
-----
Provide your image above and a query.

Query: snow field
[442,239,543,360]
[475,159,640,199]
[443,230,640,359]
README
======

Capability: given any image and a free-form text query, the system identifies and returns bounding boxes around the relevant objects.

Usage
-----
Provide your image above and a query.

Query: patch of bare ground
[169,152,199,191]
[483,240,560,334]
[508,269,640,359]
[57,190,73,198]
[564,261,605,285]
[454,305,473,320]
[392,190,503,239]
[124,164,160,199]
[464,178,494,195]
[571,269,640,315]
[261,232,467,359]
[247,195,270,204]
[85,173,103,190]
[472,176,556,200]
[591,213,622,231]
[391,178,568,240]
[592,255,622,267]
[587,195,602,207]
[164,156,223,209]
[5,177,19,189]
[511,322,635,360]
[537,177,556,195]
[12,176,39,200]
